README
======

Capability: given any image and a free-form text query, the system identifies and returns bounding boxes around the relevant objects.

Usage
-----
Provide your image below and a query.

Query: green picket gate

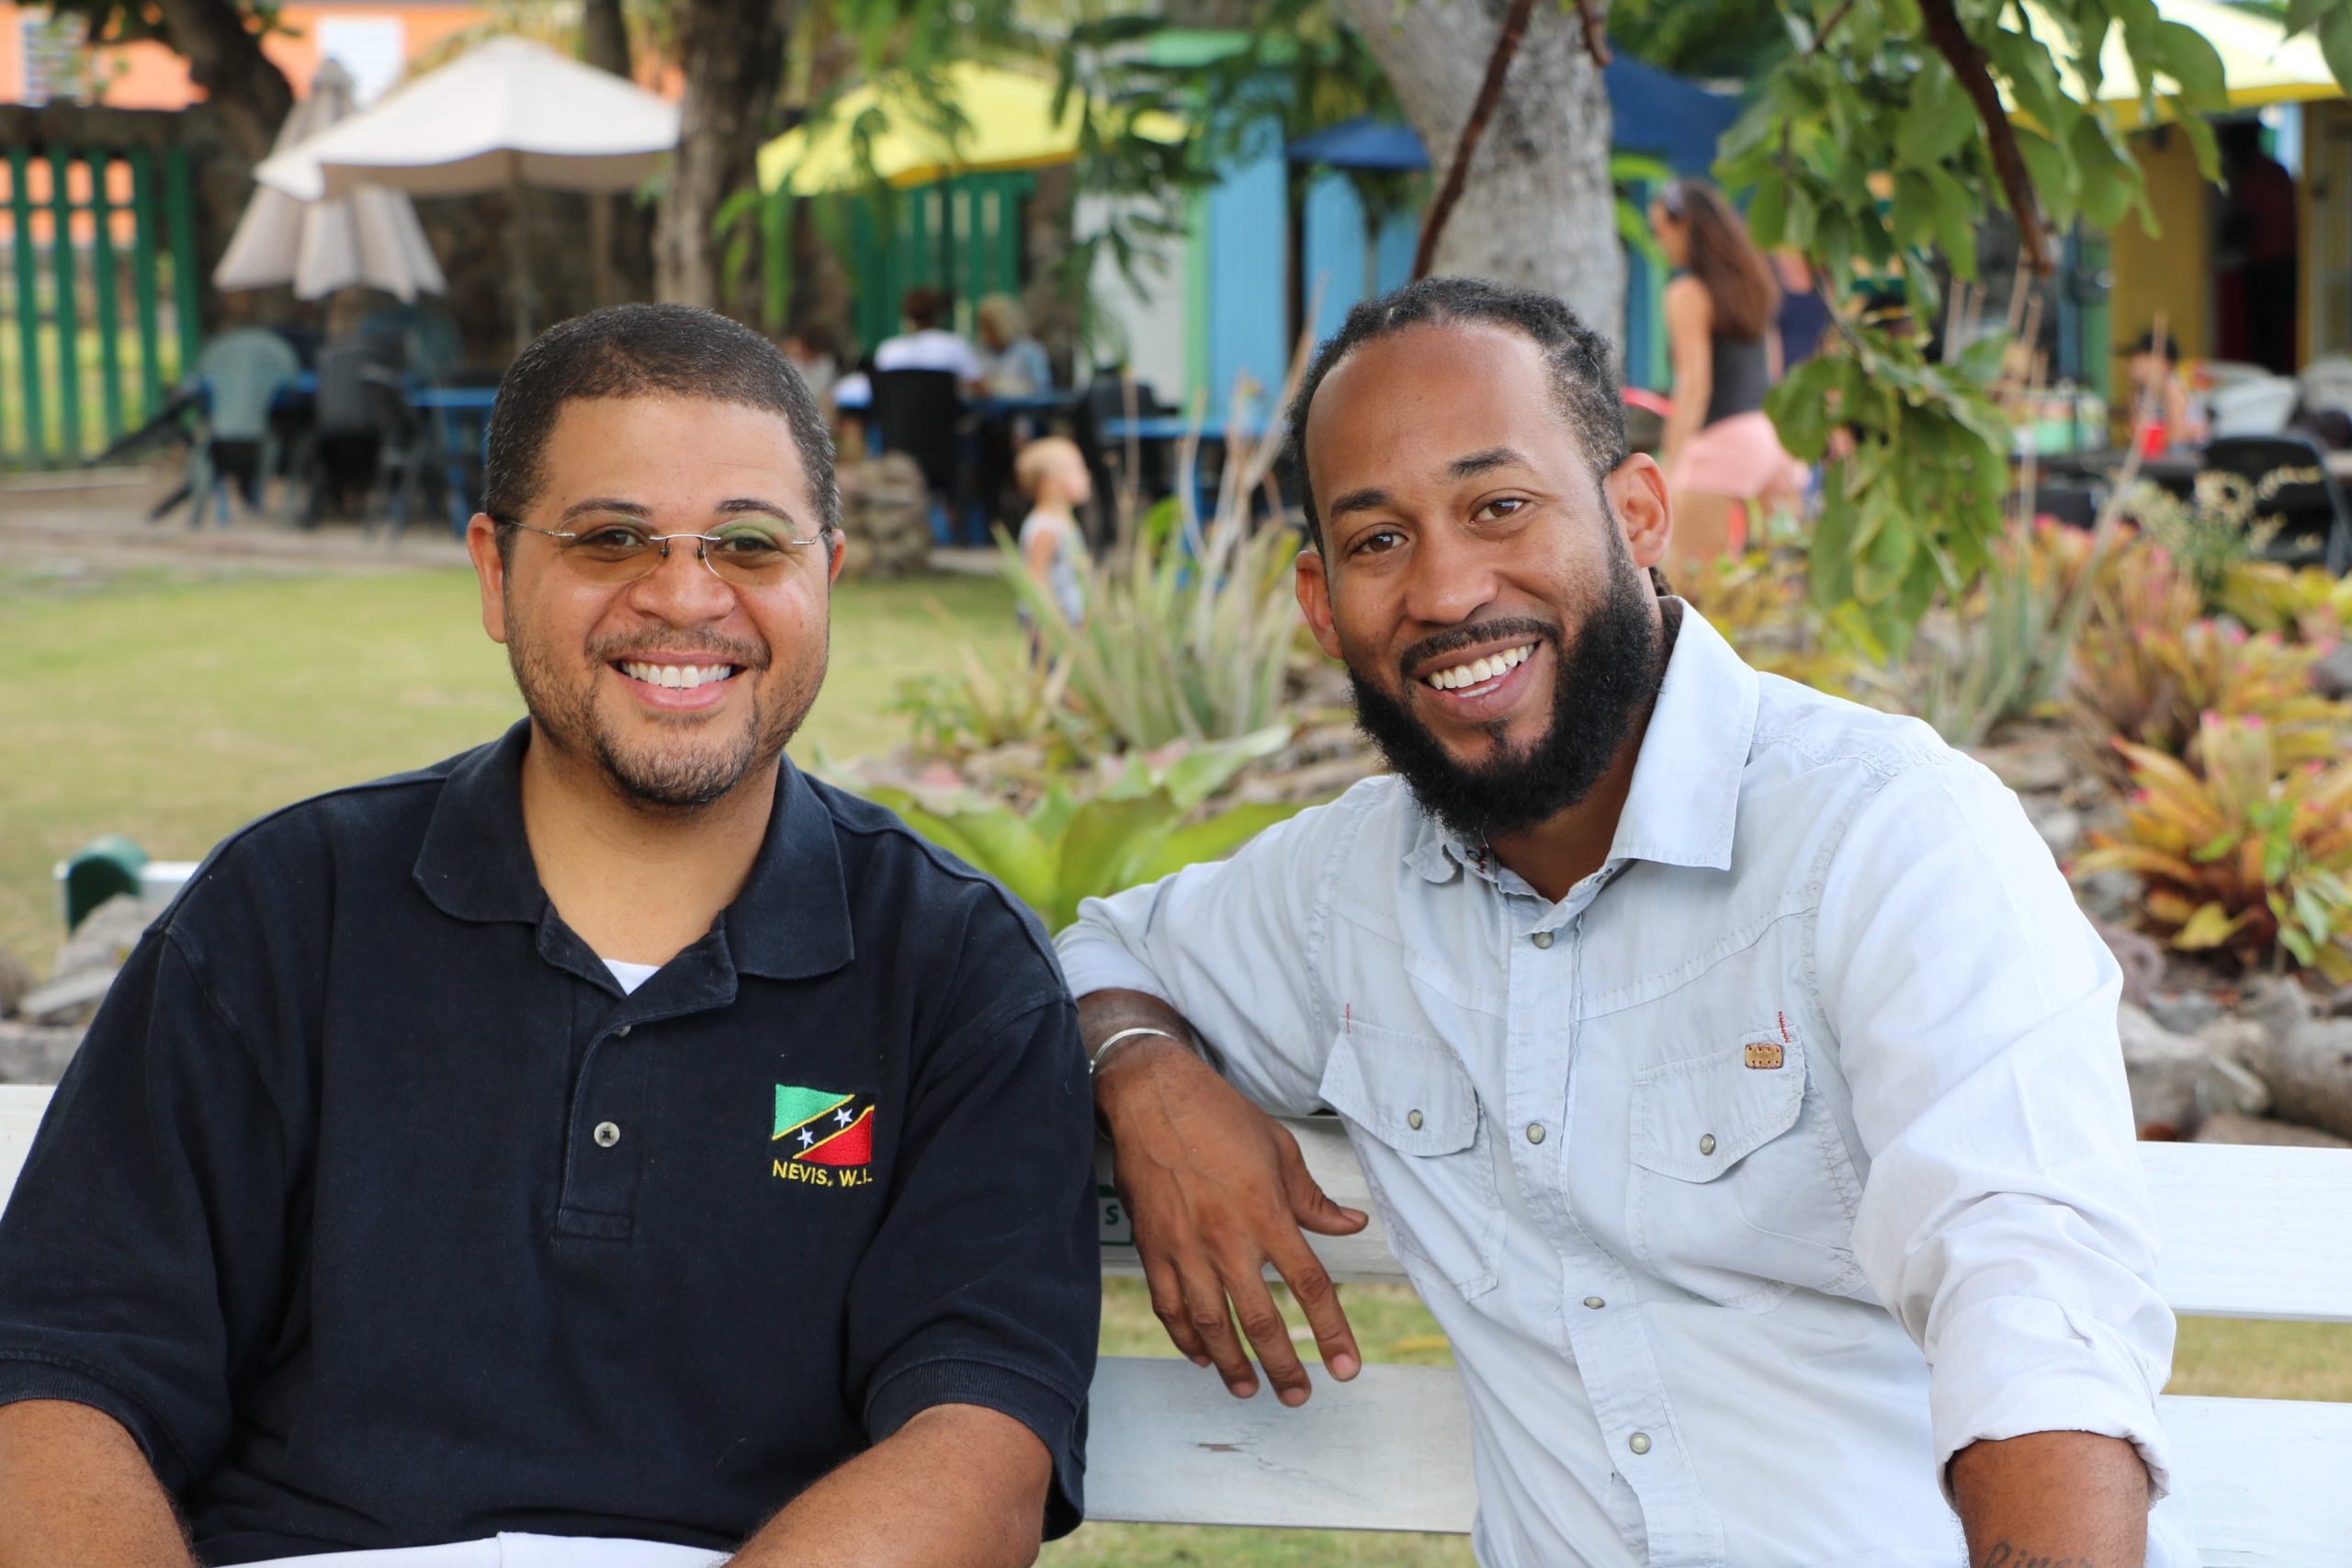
[847,171,1036,354]
[0,141,202,469]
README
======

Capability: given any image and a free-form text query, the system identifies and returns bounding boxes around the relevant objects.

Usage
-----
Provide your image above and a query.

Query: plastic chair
[2201,434,2352,575]
[187,329,301,526]
[872,368,967,542]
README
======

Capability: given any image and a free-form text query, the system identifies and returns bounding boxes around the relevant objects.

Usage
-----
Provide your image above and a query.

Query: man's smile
[608,654,749,712]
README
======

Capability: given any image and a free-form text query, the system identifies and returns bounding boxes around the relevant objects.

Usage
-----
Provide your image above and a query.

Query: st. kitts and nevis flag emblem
[772,1084,876,1187]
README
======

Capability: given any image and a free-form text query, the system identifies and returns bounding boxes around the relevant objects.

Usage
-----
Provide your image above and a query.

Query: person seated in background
[0,303,1099,1568]
[978,295,1055,397]
[778,321,842,412]
[1013,435,1091,640]
[2125,328,2206,454]
[873,287,984,391]
[1648,177,1806,571]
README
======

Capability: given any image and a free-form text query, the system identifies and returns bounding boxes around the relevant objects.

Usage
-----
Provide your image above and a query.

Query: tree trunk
[579,0,654,304]
[656,0,797,313]
[149,0,293,164]
[1331,0,1623,348]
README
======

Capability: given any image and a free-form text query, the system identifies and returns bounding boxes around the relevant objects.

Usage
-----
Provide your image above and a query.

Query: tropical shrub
[2125,475,2280,612]
[2075,716,2352,982]
[858,728,1306,931]
[892,644,1102,764]
[1905,517,2112,746]
[1008,492,1306,754]
[2216,560,2352,645]
[2067,616,2345,787]
[1675,551,1881,701]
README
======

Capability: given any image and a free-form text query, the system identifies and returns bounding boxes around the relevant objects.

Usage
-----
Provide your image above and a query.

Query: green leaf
[1894,67,1976,167]
[2154,20,2228,108]
[1892,170,1938,252]
[2324,8,2352,96]
[2285,0,2324,37]
[2013,129,2077,230]
[2174,901,2246,950]
[1136,802,1307,883]
[1745,179,1787,251]
[2069,118,2134,230]
[1924,165,1978,276]
[1057,793,1187,927]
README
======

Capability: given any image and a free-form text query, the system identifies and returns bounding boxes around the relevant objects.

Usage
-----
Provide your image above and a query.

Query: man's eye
[575,526,650,551]
[712,528,786,557]
[1351,528,1404,557]
[1475,497,1528,522]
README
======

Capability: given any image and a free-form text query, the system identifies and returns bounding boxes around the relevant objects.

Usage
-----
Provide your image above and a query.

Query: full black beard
[1347,542,1666,847]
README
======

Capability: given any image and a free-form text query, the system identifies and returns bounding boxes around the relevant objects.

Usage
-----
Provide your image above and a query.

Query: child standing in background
[1013,437,1091,642]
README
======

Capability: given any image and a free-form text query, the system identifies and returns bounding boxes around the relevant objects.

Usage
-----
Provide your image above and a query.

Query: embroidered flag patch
[772,1084,876,1187]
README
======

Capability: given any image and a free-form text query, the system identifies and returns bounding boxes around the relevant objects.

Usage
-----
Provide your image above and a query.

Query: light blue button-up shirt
[1059,605,2190,1567]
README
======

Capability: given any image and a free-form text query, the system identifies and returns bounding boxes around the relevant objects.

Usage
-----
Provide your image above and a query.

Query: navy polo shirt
[0,722,1098,1562]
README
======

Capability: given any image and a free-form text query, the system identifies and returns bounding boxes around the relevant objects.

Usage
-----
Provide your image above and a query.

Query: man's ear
[1295,547,1344,661]
[466,513,509,645]
[826,530,847,585]
[1608,454,1672,571]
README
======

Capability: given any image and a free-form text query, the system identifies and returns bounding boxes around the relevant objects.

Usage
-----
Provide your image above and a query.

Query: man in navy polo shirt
[0,305,1098,1567]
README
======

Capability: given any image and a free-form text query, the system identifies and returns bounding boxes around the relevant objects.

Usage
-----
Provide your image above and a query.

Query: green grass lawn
[5,556,2348,1566]
[0,559,1021,965]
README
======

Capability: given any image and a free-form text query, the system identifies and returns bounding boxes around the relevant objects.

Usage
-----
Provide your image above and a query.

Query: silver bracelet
[1089,1024,1187,1076]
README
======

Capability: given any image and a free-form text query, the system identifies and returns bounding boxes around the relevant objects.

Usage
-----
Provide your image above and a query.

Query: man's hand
[1085,989,1369,1406]
[1949,1429,2150,1567]
[0,1400,196,1568]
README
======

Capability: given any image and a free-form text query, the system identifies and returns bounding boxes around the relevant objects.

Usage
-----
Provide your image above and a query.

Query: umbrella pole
[510,176,536,351]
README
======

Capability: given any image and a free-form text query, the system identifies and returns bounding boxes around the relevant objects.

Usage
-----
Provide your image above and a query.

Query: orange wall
[0,3,492,109]
[1,4,677,111]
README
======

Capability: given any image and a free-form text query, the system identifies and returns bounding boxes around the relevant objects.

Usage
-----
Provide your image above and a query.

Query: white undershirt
[250,1533,724,1567]
[602,958,659,995]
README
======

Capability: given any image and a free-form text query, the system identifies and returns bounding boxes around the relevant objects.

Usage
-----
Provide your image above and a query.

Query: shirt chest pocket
[1317,1021,1502,1301]
[1625,1028,1862,1310]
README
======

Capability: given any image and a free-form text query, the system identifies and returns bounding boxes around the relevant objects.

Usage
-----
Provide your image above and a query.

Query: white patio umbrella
[254,37,680,344]
[214,61,447,301]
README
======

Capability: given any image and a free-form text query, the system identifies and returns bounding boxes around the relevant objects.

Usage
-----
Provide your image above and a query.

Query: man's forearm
[729,1404,1050,1568]
[1950,1430,2150,1567]
[0,1399,196,1568]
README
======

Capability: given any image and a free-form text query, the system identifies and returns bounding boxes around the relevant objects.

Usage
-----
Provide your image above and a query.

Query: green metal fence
[847,171,1036,353]
[0,141,201,468]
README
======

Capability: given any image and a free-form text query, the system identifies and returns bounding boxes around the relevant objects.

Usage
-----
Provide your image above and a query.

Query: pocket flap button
[1698,1133,1717,1156]
[1407,1109,1424,1130]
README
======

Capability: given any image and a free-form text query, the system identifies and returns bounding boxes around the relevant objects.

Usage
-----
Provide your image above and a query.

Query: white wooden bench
[5,1087,2347,1563]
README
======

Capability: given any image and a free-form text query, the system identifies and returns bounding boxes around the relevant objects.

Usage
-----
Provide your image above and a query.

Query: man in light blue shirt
[1058,278,2188,1568]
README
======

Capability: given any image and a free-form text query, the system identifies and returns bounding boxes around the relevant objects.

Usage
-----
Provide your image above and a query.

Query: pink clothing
[1670,411,1805,502]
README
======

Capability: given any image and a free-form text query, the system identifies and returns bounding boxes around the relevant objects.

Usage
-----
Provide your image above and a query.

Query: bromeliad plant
[2216,560,2352,645]
[2075,715,2352,982]
[2068,615,2346,789]
[855,727,1306,931]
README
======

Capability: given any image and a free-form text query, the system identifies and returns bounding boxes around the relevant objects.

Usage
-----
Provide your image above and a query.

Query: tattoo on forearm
[1981,1544,2103,1568]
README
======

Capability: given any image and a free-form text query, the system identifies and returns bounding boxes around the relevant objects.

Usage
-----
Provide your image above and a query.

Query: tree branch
[1915,0,2052,275]
[1570,0,1611,68]
[1805,0,1859,55]
[1413,0,1541,279]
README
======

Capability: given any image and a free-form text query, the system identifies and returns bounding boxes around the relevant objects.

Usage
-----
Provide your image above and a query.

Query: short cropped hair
[1283,276,1625,553]
[483,304,838,559]
[901,287,949,331]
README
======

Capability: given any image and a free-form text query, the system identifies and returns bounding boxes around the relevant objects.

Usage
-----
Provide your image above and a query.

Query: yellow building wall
[2108,125,2212,370]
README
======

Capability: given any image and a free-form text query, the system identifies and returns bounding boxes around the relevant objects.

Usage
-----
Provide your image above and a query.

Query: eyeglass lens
[559,521,810,585]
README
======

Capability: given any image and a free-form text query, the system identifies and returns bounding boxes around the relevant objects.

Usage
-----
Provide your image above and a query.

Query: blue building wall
[1203,120,1291,420]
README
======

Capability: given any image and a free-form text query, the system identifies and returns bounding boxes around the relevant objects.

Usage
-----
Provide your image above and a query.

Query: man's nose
[1399,526,1502,631]
[627,538,740,621]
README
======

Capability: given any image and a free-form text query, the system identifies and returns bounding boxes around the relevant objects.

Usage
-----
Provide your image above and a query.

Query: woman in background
[977,295,1054,396]
[1649,178,1806,570]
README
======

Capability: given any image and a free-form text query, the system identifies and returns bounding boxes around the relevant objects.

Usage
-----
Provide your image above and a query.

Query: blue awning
[1288,51,1742,177]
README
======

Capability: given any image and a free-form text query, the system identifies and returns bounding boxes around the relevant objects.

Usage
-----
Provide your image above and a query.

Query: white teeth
[621,661,735,689]
[1424,642,1535,693]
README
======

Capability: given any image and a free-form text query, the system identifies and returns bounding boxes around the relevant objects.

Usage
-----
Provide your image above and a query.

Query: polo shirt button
[1530,931,1555,950]
[1583,1296,1605,1310]
[1627,1432,1651,1455]
[1699,1133,1717,1156]
[1526,1122,1546,1145]
[594,1122,621,1148]
[1407,1109,1424,1130]
[615,1025,631,1037]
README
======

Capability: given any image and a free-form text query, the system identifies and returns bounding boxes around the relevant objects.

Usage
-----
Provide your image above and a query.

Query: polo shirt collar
[1406,597,1758,883]
[414,719,854,981]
